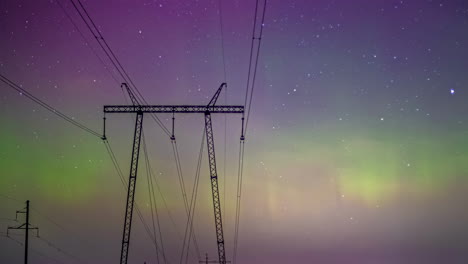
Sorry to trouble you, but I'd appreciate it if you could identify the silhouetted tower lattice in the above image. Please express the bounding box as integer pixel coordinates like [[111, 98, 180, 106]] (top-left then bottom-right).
[[104, 83, 243, 264], [199, 253, 232, 264]]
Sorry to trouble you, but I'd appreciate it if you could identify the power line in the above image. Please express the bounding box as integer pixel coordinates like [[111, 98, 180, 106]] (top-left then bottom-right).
[[169, 113, 202, 261], [172, 138, 202, 262], [30, 208, 67, 233], [184, 131, 204, 264], [217, 0, 229, 227], [143, 132, 205, 264], [68, 0, 172, 137], [243, 0, 268, 136], [0, 193, 23, 204], [35, 235, 86, 264], [232, 140, 245, 264], [0, 73, 102, 139], [55, 0, 121, 85], [0, 218, 17, 222], [29, 205, 99, 259], [142, 134, 166, 264], [103, 139, 175, 263], [217, 0, 227, 82], [180, 129, 205, 264], [243, 0, 260, 110], [233, 1, 267, 263], [1, 235, 66, 264]]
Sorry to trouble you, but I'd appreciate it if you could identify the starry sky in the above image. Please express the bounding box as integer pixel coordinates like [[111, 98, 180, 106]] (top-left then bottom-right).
[[1, 0, 468, 263]]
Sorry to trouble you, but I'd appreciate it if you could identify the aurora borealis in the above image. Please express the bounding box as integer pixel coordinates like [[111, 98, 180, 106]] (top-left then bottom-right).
[[2, 0, 468, 263]]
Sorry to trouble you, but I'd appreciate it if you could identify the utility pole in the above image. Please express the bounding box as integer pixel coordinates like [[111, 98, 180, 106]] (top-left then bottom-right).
[[7, 200, 39, 264], [105, 83, 243, 264], [199, 253, 231, 264]]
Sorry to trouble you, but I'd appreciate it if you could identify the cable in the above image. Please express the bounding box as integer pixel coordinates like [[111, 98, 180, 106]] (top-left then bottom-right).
[[217, 0, 227, 82], [233, 2, 267, 260], [0, 231, 20, 236], [143, 134, 166, 264], [30, 208, 67, 233], [103, 139, 174, 263], [68, 0, 172, 137], [36, 235, 86, 264], [0, 193, 22, 203], [179, 129, 205, 264], [0, 73, 102, 138], [172, 141, 189, 213], [29, 206, 100, 256], [232, 140, 245, 264], [143, 137, 161, 264], [0, 218, 17, 222], [172, 139, 201, 261], [243, 0, 268, 136], [243, 0, 259, 109], [142, 134, 199, 263], [184, 131, 204, 264], [56, 0, 121, 85], [2, 235, 66, 264], [217, 0, 229, 225]]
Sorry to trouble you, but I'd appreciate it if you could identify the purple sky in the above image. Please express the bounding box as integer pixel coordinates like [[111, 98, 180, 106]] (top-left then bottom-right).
[[1, 0, 468, 263]]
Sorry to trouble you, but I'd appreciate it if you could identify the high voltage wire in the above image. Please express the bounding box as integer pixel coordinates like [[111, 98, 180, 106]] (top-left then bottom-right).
[[60, 3, 244, 264], [103, 82, 178, 261], [218, 0, 229, 229], [243, 0, 267, 135], [218, 0, 227, 82], [1, 1, 262, 263], [143, 134, 167, 264], [172, 141, 189, 214], [0, 218, 17, 222], [62, 2, 199, 261], [184, 131, 204, 264], [180, 129, 205, 264], [172, 138, 202, 261], [232, 140, 245, 264], [30, 206, 100, 257], [103, 140, 165, 252], [36, 235, 86, 264], [63, 2, 189, 256], [118, 84, 200, 261], [0, 193, 22, 203], [119, 79, 190, 262], [56, 0, 121, 85], [0, 73, 102, 139], [234, 1, 267, 263], [103, 138, 177, 264], [1, 234, 67, 264], [68, 0, 172, 137], [143, 133, 204, 263]]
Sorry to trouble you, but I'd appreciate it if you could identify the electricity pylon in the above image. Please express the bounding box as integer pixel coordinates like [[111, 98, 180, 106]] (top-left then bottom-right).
[[104, 83, 243, 264], [199, 253, 232, 264]]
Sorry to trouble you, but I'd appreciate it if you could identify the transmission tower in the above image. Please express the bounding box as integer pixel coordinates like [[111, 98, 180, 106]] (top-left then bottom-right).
[[199, 253, 232, 264], [104, 83, 243, 264], [6, 200, 39, 264]]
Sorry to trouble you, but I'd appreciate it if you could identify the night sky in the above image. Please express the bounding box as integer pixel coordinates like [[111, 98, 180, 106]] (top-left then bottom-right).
[[2, 0, 468, 263]]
